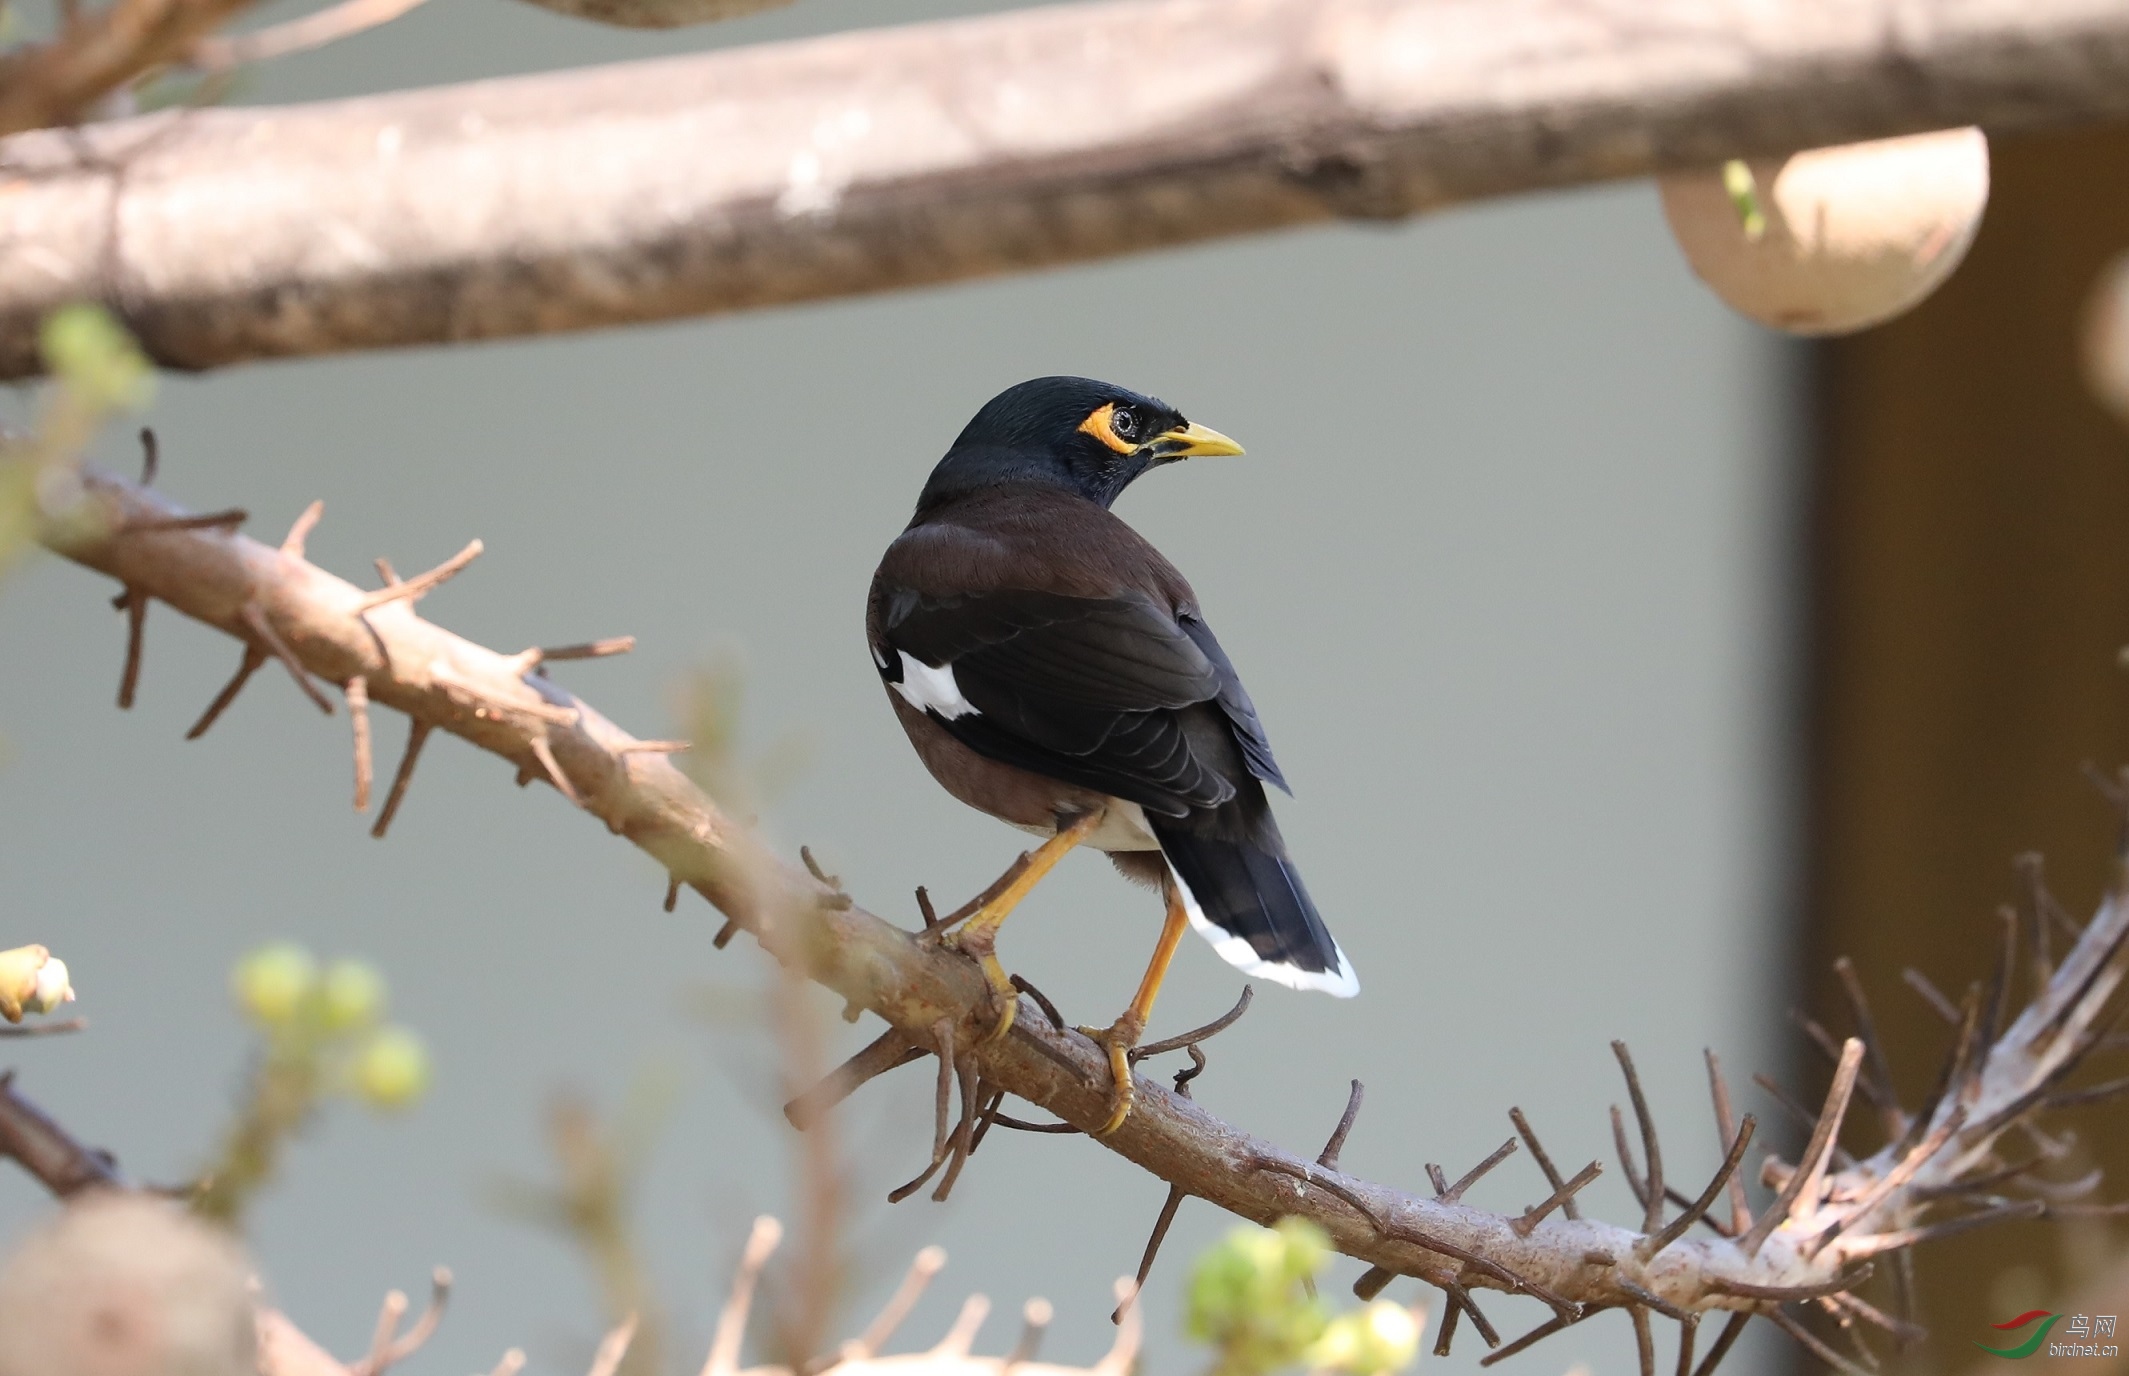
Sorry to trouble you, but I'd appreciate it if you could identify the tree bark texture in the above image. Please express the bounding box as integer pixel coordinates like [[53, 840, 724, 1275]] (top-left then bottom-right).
[[3, 0, 2129, 376]]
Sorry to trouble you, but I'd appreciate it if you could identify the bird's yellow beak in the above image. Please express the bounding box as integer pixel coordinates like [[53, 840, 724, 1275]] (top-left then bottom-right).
[[1147, 421, 1245, 460]]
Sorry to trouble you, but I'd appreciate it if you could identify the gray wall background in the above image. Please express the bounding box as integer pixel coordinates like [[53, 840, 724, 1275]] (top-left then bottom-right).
[[0, 3, 1802, 1374]]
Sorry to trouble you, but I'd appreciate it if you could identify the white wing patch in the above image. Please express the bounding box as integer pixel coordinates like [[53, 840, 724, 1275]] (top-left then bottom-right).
[[891, 651, 980, 721], [1168, 863, 1359, 998]]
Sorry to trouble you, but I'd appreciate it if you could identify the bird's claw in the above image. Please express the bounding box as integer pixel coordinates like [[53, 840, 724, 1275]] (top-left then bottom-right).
[[1078, 1014, 1145, 1136], [943, 923, 1019, 1044]]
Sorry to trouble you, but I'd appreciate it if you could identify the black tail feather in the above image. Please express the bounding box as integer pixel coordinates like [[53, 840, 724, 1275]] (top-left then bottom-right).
[[1150, 792, 1350, 989]]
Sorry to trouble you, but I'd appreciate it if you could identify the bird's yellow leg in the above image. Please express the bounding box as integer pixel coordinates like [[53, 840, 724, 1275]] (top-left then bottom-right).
[[1082, 880, 1191, 1137], [945, 808, 1104, 1044]]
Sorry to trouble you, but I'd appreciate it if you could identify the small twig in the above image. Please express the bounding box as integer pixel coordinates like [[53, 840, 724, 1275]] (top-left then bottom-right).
[[1825, 1290, 1927, 1346], [1740, 1039, 1863, 1255], [1640, 1115, 1754, 1259], [1833, 957, 1904, 1141], [122, 508, 249, 533], [1632, 1305, 1657, 1376], [370, 719, 432, 838], [1509, 1107, 1580, 1222], [1675, 1313, 1700, 1376], [194, 0, 429, 67], [1126, 1186, 1186, 1314], [527, 734, 581, 805], [1704, 1049, 1752, 1235], [588, 1315, 640, 1376], [1317, 1079, 1364, 1169], [614, 739, 691, 755], [1902, 967, 1962, 1024], [1511, 1159, 1602, 1237], [347, 676, 373, 810], [1446, 1283, 1500, 1348], [1132, 985, 1253, 1060], [1478, 1313, 1571, 1367], [0, 1071, 125, 1196], [703, 1218, 782, 1376], [241, 601, 335, 714], [888, 1021, 957, 1203], [1619, 1279, 1689, 1322], [784, 1028, 922, 1130], [844, 1246, 945, 1359], [915, 887, 942, 929], [137, 428, 159, 486], [357, 540, 482, 611], [1842, 1199, 2047, 1258], [664, 876, 681, 912], [1809, 1108, 1965, 1256], [487, 1350, 527, 1376], [928, 1296, 989, 1359], [532, 636, 637, 665], [1705, 1270, 1877, 1301], [1005, 1298, 1052, 1370], [1692, 1313, 1751, 1376], [345, 1267, 449, 1376], [281, 500, 324, 558], [0, 1018, 87, 1037], [114, 585, 147, 709], [929, 1051, 982, 1201], [1006, 975, 1067, 1033], [1614, 1042, 1665, 1234], [185, 644, 267, 739], [1612, 1105, 1649, 1210], [1441, 1137, 1518, 1202], [1767, 1307, 1870, 1376]]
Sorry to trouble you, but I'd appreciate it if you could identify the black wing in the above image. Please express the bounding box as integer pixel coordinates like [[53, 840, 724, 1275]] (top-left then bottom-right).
[[875, 586, 1287, 817]]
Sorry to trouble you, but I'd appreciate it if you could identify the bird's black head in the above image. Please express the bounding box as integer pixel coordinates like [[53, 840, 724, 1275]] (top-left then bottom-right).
[[915, 376, 1243, 514]]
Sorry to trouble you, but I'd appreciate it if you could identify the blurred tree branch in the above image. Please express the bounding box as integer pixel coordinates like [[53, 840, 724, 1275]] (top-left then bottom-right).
[[0, 0, 255, 139], [35, 460, 2129, 1373], [4, 0, 2129, 377]]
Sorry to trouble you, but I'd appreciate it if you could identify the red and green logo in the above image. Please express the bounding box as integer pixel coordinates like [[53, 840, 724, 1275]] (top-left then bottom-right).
[[1976, 1312, 2060, 1358]]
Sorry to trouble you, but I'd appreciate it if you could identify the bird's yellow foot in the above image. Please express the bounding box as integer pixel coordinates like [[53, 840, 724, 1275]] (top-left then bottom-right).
[[944, 920, 1018, 1044], [1077, 1013, 1147, 1136]]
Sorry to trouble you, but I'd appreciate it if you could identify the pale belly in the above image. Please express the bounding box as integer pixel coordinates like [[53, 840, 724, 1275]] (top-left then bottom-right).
[[1009, 797, 1161, 852]]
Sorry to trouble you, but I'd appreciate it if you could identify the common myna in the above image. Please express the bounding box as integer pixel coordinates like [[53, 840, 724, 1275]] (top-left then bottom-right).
[[868, 376, 1357, 1133]]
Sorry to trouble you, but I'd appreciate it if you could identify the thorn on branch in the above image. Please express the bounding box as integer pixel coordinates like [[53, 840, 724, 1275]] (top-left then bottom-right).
[[1508, 1107, 1580, 1221], [348, 1266, 452, 1376], [1126, 1186, 1186, 1317], [1842, 1199, 2046, 1259], [1833, 956, 1905, 1141], [114, 585, 147, 708], [1631, 1305, 1656, 1376], [713, 917, 740, 949], [1809, 1107, 1964, 1257], [704, 1217, 781, 1376], [784, 1028, 923, 1131], [844, 1245, 945, 1360], [1675, 1314, 1699, 1376], [929, 1053, 983, 1202], [663, 876, 681, 912], [1439, 1137, 1518, 1202], [185, 645, 266, 739], [1007, 975, 1067, 1033], [1741, 1038, 1862, 1254], [528, 734, 581, 805], [241, 600, 335, 715], [1008, 1297, 1052, 1366], [1617, 1278, 1688, 1322], [357, 539, 482, 611], [347, 676, 373, 810], [1693, 1312, 1751, 1376], [888, 1020, 959, 1203], [1614, 1041, 1665, 1234], [1902, 967, 1961, 1024], [370, 719, 433, 839], [1639, 1114, 1753, 1259], [138, 427, 158, 486], [613, 738, 690, 755], [1511, 1159, 1602, 1237], [121, 508, 249, 533], [1131, 985, 1252, 1063], [1478, 1312, 1570, 1368], [1704, 1049, 1753, 1235], [519, 636, 636, 673], [1316, 1079, 1364, 1169], [282, 499, 324, 559], [587, 1316, 639, 1376], [1768, 1306, 1870, 1376]]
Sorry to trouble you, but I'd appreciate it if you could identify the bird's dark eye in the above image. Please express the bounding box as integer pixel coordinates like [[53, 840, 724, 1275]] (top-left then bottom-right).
[[1110, 407, 1141, 442]]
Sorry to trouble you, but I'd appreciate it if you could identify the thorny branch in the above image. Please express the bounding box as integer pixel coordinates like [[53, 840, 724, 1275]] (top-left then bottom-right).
[[36, 463, 2129, 1373], [6, 0, 2129, 375]]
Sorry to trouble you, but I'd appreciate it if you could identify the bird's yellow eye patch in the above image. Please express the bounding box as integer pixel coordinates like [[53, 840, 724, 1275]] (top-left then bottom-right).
[[1077, 402, 1135, 455]]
